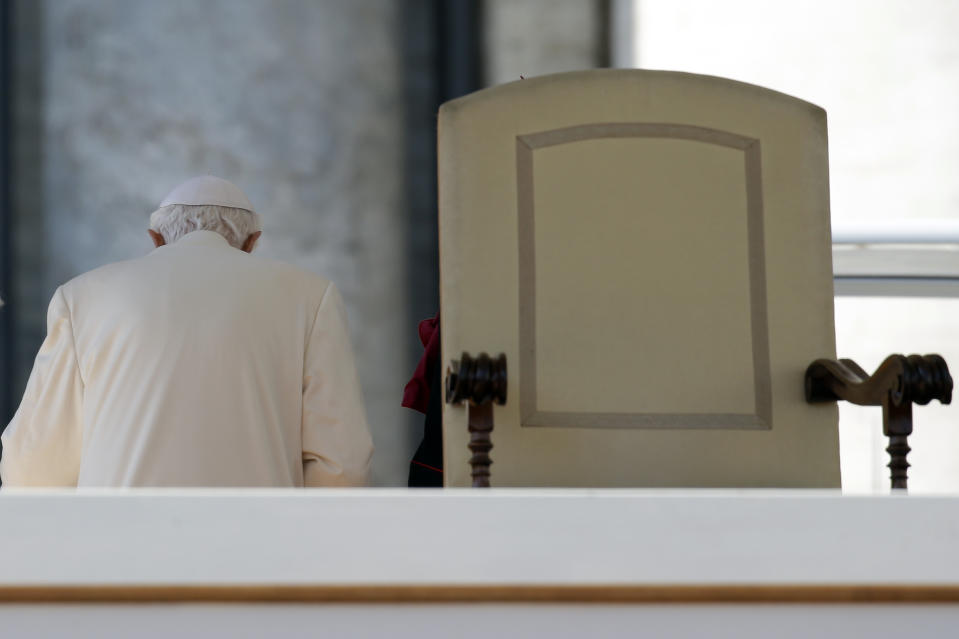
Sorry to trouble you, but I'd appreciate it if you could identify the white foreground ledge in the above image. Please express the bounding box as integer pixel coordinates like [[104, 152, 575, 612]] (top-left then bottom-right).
[[4, 490, 959, 638], [1, 489, 957, 592]]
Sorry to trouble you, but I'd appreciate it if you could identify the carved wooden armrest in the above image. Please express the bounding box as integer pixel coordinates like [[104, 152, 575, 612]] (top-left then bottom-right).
[[445, 352, 508, 487], [805, 354, 952, 491]]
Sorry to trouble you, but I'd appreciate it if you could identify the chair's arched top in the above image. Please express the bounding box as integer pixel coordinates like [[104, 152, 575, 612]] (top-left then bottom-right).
[[440, 69, 825, 122]]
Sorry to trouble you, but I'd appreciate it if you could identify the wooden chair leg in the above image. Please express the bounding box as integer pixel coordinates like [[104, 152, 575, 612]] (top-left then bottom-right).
[[446, 352, 508, 487], [883, 399, 912, 491], [467, 403, 494, 488]]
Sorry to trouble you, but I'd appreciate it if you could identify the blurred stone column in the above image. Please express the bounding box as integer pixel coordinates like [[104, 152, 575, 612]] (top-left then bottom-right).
[[483, 0, 609, 87], [9, 0, 46, 411]]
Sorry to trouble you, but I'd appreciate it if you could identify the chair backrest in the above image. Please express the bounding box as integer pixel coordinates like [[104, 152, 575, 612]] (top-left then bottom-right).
[[438, 70, 840, 487]]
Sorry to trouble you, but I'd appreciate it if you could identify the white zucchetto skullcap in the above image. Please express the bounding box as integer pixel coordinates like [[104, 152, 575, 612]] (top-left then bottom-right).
[[159, 175, 256, 213]]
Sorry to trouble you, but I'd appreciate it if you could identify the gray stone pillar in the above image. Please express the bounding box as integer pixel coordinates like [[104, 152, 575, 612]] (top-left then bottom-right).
[[483, 0, 609, 86]]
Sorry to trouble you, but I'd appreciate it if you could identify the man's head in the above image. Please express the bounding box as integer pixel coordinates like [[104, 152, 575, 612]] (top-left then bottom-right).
[[149, 176, 262, 252]]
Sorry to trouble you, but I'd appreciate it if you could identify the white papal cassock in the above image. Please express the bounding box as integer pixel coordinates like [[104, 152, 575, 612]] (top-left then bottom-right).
[[1, 230, 373, 487]]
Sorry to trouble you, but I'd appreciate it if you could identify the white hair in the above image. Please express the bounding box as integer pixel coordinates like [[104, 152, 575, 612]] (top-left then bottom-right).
[[149, 204, 262, 250]]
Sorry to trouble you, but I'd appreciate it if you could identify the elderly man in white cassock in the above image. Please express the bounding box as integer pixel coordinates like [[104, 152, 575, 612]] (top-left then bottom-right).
[[1, 176, 373, 487]]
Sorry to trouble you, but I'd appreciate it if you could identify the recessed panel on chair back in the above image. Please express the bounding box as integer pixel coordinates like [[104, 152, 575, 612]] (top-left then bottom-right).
[[439, 70, 839, 487]]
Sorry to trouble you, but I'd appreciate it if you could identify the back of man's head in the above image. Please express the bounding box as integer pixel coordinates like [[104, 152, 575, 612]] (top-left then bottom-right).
[[149, 176, 262, 250]]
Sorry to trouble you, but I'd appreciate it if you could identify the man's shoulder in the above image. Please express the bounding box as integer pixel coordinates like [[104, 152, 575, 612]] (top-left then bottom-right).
[[64, 250, 329, 282], [59, 250, 334, 307], [244, 254, 333, 296], [60, 255, 148, 293]]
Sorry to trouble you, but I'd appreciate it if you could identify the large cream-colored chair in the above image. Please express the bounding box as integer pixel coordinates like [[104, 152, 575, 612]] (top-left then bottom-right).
[[438, 70, 951, 489]]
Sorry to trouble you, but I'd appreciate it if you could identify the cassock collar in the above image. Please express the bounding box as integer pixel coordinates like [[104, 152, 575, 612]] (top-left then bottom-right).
[[168, 230, 231, 248]]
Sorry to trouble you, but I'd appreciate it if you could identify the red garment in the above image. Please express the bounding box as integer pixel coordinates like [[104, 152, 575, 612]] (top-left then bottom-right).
[[402, 315, 440, 413]]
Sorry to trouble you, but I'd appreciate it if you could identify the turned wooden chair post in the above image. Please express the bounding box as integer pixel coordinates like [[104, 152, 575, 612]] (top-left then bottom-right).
[[883, 398, 912, 491], [806, 354, 952, 491], [445, 352, 508, 487]]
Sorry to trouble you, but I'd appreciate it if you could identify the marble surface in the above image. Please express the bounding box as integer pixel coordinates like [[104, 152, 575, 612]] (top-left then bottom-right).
[[483, 0, 606, 86], [1, 489, 958, 585]]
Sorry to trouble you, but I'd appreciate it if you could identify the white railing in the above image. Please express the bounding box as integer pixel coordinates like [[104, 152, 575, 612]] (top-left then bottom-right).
[[832, 220, 959, 245], [832, 220, 959, 296]]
